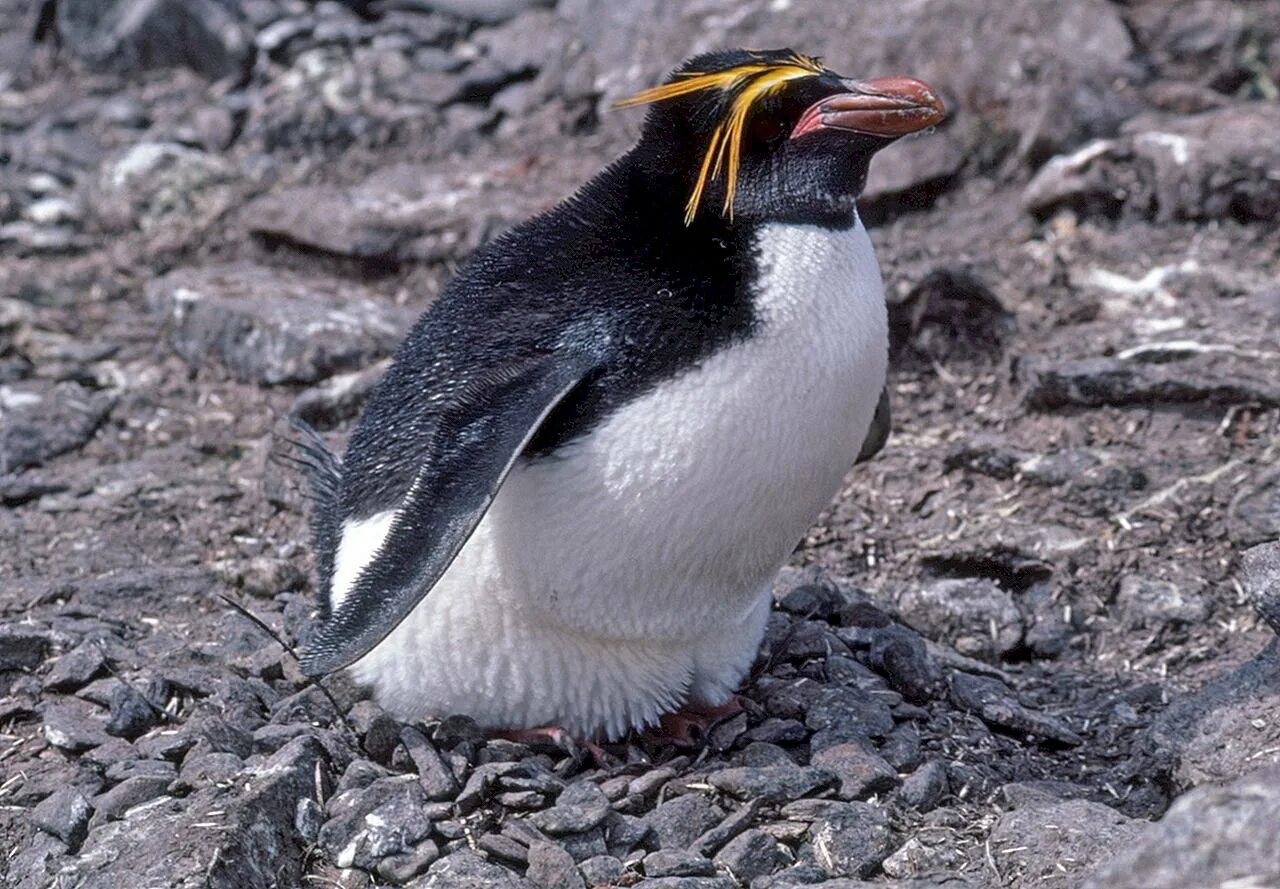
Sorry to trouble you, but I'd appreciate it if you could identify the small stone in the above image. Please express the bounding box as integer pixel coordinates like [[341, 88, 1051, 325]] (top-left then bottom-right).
[[804, 686, 896, 744], [237, 556, 306, 598], [32, 787, 93, 851], [378, 839, 440, 884], [175, 751, 243, 790], [417, 848, 535, 888], [714, 829, 790, 883], [145, 263, 413, 386], [880, 722, 924, 772], [530, 780, 610, 835], [42, 702, 111, 751], [808, 802, 895, 879], [43, 644, 105, 691], [479, 833, 530, 865], [645, 849, 716, 877], [432, 714, 484, 749], [897, 578, 1024, 661], [950, 672, 1083, 746], [105, 683, 159, 739], [896, 761, 948, 812], [93, 775, 171, 821], [743, 718, 807, 745], [707, 766, 835, 804], [991, 799, 1143, 889], [319, 775, 431, 870], [579, 855, 625, 886], [527, 841, 585, 889], [296, 797, 324, 843], [690, 800, 763, 856], [105, 759, 176, 784], [396, 724, 457, 800], [1239, 542, 1280, 633], [811, 743, 900, 801], [1115, 575, 1208, 630], [0, 381, 115, 472], [643, 794, 723, 850]]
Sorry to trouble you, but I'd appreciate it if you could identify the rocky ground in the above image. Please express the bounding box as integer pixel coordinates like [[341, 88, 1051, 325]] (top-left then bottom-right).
[[2, 1, 1280, 887]]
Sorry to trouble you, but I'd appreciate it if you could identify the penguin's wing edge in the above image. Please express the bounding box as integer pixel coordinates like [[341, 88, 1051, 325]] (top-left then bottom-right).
[[855, 385, 891, 464], [300, 350, 598, 676]]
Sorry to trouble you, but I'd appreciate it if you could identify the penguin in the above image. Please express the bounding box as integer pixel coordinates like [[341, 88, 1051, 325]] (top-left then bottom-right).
[[295, 48, 945, 742]]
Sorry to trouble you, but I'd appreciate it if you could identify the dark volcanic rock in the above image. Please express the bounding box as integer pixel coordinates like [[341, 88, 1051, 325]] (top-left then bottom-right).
[[644, 848, 717, 877], [1240, 541, 1280, 633], [1136, 640, 1280, 787], [714, 828, 791, 883], [1026, 103, 1280, 223], [43, 643, 106, 691], [32, 786, 93, 851], [416, 849, 535, 888], [811, 743, 900, 801], [1023, 355, 1280, 410], [93, 774, 172, 821], [526, 841, 585, 889], [643, 794, 724, 850], [896, 760, 948, 812], [707, 765, 836, 804], [529, 779, 610, 835], [56, 0, 253, 80], [950, 672, 1083, 746], [62, 736, 330, 887], [1082, 765, 1280, 889], [897, 578, 1024, 661], [146, 263, 413, 385], [807, 801, 896, 879], [989, 799, 1144, 889], [0, 625, 51, 670], [319, 774, 432, 870], [0, 381, 115, 472], [42, 700, 112, 751]]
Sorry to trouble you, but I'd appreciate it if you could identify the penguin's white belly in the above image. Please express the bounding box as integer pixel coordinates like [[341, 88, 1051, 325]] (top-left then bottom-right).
[[345, 220, 888, 739]]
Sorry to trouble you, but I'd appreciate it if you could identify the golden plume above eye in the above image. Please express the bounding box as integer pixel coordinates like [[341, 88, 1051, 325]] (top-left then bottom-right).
[[617, 53, 829, 225]]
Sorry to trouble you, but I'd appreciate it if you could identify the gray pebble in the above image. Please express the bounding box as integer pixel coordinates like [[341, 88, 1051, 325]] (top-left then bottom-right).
[[32, 786, 93, 851], [714, 828, 791, 883], [479, 832, 529, 865], [175, 751, 243, 790], [530, 779, 610, 835], [707, 765, 835, 803], [43, 702, 112, 751], [93, 775, 171, 822], [896, 760, 948, 812], [579, 854, 625, 885], [377, 838, 440, 884], [645, 848, 717, 877], [43, 644, 105, 692], [643, 793, 723, 849], [808, 801, 895, 878], [810, 742, 900, 800], [527, 841, 585, 889]]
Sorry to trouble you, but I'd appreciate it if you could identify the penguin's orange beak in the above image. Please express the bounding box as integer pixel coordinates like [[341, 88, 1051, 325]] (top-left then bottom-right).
[[791, 76, 945, 140]]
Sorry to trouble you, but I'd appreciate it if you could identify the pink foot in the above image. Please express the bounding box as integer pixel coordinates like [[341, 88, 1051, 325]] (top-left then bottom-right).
[[490, 725, 613, 766], [648, 695, 747, 747]]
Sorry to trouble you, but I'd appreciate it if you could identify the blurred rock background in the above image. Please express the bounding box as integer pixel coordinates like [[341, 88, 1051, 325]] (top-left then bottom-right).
[[1, 1, 1278, 888]]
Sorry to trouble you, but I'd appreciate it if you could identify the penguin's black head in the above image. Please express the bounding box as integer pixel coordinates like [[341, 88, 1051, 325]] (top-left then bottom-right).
[[620, 48, 945, 227]]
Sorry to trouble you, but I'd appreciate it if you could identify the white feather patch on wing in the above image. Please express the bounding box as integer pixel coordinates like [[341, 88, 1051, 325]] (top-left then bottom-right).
[[329, 510, 397, 609]]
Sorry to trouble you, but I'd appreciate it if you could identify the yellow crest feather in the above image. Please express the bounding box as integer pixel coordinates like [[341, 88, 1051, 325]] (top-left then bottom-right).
[[617, 53, 828, 224]]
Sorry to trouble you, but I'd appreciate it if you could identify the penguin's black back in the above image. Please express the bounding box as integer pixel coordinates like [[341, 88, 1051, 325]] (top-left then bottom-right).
[[339, 153, 762, 521]]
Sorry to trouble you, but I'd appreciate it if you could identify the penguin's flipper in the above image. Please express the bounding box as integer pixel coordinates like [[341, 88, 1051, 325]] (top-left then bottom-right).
[[855, 385, 891, 464], [300, 350, 597, 676]]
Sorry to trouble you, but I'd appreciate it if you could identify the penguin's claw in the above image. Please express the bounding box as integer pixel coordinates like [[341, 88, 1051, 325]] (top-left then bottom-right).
[[490, 726, 614, 766], [649, 695, 747, 747]]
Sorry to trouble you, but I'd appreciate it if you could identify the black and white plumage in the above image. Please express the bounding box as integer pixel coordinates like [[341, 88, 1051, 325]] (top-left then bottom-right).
[[295, 49, 944, 740]]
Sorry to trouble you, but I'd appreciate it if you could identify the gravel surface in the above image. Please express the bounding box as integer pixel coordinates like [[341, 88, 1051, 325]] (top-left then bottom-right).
[[2, 1, 1279, 887]]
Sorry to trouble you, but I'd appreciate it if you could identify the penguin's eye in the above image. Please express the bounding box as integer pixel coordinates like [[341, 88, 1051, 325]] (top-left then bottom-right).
[[751, 115, 784, 143]]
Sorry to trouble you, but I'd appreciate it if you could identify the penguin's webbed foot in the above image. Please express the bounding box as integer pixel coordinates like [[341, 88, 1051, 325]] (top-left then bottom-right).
[[648, 695, 747, 747]]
